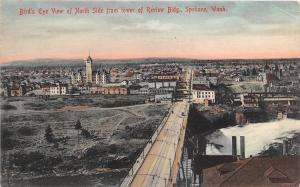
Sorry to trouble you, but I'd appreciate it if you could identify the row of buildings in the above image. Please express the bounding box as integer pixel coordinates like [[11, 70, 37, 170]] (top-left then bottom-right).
[[0, 56, 181, 103], [1, 57, 298, 106], [68, 56, 180, 102]]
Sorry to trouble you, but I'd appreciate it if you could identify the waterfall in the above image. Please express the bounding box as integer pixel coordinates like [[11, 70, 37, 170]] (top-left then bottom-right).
[[205, 119, 300, 157]]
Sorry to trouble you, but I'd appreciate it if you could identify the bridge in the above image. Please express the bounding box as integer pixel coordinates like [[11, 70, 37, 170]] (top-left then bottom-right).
[[120, 100, 190, 187], [120, 68, 193, 187], [232, 92, 300, 99], [232, 92, 299, 107]]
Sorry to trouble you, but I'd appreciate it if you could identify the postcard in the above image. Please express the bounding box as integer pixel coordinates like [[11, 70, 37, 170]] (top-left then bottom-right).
[[1, 1, 300, 187]]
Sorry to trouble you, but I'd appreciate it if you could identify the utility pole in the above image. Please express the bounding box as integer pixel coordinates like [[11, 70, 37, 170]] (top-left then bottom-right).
[[189, 68, 192, 103], [169, 158, 172, 183]]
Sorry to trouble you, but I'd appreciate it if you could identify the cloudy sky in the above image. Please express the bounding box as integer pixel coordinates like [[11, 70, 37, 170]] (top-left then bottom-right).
[[1, 1, 300, 63]]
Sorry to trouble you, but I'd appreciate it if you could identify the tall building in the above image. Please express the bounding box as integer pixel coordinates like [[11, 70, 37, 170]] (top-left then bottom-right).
[[70, 55, 109, 86], [85, 55, 93, 83]]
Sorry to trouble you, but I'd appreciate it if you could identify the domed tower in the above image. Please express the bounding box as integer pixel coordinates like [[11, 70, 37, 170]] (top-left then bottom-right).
[[85, 55, 93, 83]]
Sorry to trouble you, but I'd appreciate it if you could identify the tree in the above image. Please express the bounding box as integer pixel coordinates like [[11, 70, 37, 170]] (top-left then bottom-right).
[[81, 129, 91, 138], [45, 125, 55, 143], [75, 120, 82, 144], [202, 69, 206, 76], [75, 120, 82, 130], [247, 68, 250, 76], [252, 67, 257, 75]]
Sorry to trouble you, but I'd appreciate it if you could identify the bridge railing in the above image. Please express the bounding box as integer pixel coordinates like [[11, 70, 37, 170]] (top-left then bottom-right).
[[120, 103, 176, 187], [168, 103, 190, 186]]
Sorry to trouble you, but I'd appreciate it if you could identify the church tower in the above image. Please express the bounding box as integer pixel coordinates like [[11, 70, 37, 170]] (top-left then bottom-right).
[[85, 55, 93, 83]]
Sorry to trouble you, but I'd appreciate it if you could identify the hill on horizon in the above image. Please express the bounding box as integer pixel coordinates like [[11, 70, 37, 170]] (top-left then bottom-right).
[[1, 57, 299, 67]]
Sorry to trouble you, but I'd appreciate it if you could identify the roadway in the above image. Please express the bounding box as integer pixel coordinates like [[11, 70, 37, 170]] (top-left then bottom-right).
[[129, 100, 189, 187]]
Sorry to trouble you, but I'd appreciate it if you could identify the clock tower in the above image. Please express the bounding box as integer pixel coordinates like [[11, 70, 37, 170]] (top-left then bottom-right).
[[85, 55, 93, 83]]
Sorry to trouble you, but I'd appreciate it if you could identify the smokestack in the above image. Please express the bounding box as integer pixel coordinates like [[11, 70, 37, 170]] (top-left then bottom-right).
[[282, 140, 288, 156], [240, 136, 245, 158], [232, 136, 237, 156]]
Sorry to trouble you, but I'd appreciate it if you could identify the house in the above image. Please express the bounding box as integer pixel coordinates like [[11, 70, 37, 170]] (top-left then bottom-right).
[[202, 156, 300, 187]]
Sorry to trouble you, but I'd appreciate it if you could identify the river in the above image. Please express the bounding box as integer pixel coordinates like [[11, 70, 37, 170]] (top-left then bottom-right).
[[205, 118, 300, 157]]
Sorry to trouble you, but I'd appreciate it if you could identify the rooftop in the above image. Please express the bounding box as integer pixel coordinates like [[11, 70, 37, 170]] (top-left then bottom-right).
[[203, 155, 300, 187]]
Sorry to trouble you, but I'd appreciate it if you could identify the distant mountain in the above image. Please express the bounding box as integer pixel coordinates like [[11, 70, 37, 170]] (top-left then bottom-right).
[[0, 58, 194, 67]]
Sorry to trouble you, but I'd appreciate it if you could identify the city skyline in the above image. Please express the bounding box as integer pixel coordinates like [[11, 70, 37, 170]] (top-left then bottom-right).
[[1, 1, 300, 64]]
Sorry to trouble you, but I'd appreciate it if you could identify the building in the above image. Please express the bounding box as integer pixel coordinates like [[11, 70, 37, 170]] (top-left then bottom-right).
[[147, 72, 178, 97], [10, 83, 25, 97], [90, 85, 128, 95], [192, 76, 210, 88], [102, 86, 128, 95], [151, 72, 179, 81], [70, 72, 84, 85], [148, 80, 177, 95], [129, 85, 149, 95], [192, 84, 215, 104], [41, 83, 51, 95], [154, 93, 173, 102], [85, 55, 93, 83], [49, 83, 68, 95], [202, 156, 300, 187], [207, 76, 218, 85], [134, 72, 143, 81], [71, 55, 109, 86], [95, 71, 108, 85], [148, 80, 177, 89], [257, 72, 267, 84], [0, 83, 10, 97], [192, 73, 218, 87]]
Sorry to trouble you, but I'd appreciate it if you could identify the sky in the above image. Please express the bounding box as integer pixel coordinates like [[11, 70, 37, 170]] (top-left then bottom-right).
[[0, 1, 300, 64]]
